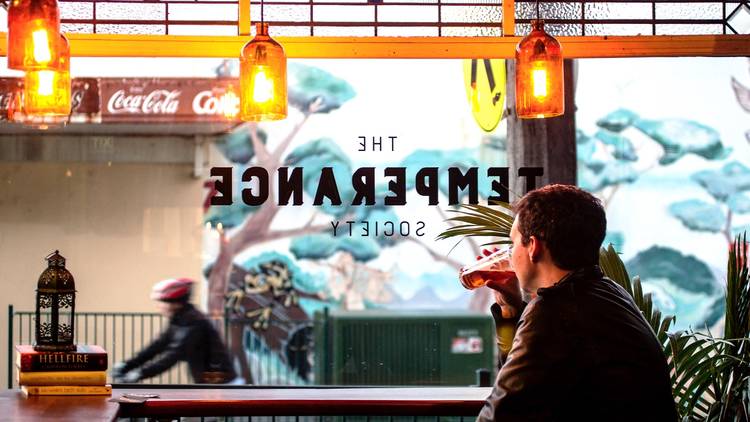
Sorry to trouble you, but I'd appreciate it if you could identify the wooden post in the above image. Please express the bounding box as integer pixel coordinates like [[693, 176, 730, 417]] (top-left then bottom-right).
[[506, 59, 577, 200], [238, 0, 251, 36]]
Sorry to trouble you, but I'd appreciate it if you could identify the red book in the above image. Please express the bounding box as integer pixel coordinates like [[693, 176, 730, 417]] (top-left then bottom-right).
[[15, 345, 108, 372]]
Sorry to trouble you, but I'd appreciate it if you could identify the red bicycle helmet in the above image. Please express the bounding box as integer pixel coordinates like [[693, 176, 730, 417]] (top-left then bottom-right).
[[151, 278, 194, 302]]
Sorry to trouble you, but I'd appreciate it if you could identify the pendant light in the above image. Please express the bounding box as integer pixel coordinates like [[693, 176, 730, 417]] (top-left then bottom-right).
[[239, 2, 287, 122], [515, 1, 564, 119], [23, 33, 71, 126], [7, 0, 63, 71]]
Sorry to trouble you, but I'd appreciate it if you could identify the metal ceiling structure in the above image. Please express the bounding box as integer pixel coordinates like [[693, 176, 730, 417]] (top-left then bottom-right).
[[0, 0, 748, 58], [0, 0, 747, 150], [2, 0, 748, 37]]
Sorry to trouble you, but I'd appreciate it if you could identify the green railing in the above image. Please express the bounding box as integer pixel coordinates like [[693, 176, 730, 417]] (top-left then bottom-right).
[[7, 305, 308, 389]]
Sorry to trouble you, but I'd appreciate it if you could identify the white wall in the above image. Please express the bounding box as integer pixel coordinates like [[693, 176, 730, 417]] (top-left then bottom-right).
[[0, 161, 204, 388]]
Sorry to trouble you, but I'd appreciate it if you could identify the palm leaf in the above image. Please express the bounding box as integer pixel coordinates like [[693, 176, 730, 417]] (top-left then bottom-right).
[[669, 332, 720, 418], [726, 232, 750, 341], [436, 202, 514, 244], [598, 244, 633, 296], [667, 232, 750, 420], [599, 245, 674, 346]]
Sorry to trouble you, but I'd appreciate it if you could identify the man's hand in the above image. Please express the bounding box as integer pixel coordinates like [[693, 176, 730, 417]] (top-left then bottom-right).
[[478, 248, 523, 319], [112, 362, 141, 383], [112, 362, 127, 380], [121, 369, 142, 383]]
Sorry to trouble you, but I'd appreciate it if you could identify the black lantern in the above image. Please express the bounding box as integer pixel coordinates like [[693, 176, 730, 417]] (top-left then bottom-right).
[[34, 250, 76, 351]]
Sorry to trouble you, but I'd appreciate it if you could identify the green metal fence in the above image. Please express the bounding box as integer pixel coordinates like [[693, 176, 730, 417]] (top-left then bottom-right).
[[6, 305, 308, 389]]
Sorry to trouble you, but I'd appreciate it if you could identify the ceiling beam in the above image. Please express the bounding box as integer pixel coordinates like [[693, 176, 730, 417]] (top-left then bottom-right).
[[0, 33, 748, 59]]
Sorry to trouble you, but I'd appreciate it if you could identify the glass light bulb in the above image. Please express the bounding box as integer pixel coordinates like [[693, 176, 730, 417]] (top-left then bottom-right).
[[32, 29, 52, 64], [531, 68, 548, 99], [221, 88, 240, 118], [36, 71, 55, 96], [252, 69, 274, 103], [24, 68, 71, 123]]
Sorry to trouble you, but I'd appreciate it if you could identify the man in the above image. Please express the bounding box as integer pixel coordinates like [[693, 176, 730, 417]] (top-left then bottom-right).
[[113, 278, 238, 384], [478, 184, 677, 421]]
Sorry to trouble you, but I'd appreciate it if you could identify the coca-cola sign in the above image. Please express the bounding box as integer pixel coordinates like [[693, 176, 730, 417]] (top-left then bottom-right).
[[107, 89, 182, 115], [100, 78, 240, 122], [0, 77, 240, 123], [193, 87, 240, 118]]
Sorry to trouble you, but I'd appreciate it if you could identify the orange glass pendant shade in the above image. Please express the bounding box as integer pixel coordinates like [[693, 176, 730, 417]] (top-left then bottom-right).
[[240, 22, 287, 121], [23, 34, 71, 125], [7, 0, 63, 71], [515, 20, 564, 119]]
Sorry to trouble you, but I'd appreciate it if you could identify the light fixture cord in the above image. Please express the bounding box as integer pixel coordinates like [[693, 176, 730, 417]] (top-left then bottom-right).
[[261, 0, 264, 24], [535, 0, 539, 20]]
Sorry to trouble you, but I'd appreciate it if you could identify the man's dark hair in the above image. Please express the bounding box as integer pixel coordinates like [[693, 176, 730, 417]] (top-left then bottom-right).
[[513, 184, 606, 270]]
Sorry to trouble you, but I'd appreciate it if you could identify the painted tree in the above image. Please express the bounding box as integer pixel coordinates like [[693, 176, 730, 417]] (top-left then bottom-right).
[[578, 108, 732, 250], [204, 64, 506, 382], [205, 63, 358, 319], [204, 64, 358, 383], [669, 161, 750, 244], [287, 139, 510, 312], [625, 245, 724, 328], [211, 253, 323, 383], [669, 61, 750, 246], [668, 59, 750, 246]]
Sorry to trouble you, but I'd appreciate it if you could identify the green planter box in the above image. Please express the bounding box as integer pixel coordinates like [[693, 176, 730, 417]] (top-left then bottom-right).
[[314, 309, 495, 386]]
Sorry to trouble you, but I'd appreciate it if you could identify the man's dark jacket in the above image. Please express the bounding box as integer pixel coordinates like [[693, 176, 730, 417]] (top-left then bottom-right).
[[477, 266, 677, 421], [121, 303, 236, 383]]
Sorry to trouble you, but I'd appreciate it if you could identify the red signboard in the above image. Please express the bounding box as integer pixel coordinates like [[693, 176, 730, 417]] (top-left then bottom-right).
[[0, 78, 23, 121], [0, 77, 241, 123], [100, 78, 240, 122]]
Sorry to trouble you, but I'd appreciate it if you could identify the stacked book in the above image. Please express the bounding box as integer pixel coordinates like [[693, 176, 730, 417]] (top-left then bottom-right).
[[15, 344, 112, 396]]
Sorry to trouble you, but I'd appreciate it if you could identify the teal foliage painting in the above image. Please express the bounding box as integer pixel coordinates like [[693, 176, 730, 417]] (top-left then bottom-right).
[[578, 58, 750, 331]]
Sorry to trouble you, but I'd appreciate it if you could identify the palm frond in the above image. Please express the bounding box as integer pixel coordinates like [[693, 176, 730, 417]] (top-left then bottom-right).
[[598, 244, 633, 296], [667, 232, 750, 420], [599, 245, 674, 346], [668, 332, 720, 419], [726, 232, 750, 341], [436, 202, 514, 244]]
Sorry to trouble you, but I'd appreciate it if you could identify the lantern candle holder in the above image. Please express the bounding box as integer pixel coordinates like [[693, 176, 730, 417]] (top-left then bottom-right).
[[34, 250, 76, 351]]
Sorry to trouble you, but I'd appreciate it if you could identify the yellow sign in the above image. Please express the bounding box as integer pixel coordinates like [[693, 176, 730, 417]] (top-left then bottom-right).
[[463, 59, 506, 132]]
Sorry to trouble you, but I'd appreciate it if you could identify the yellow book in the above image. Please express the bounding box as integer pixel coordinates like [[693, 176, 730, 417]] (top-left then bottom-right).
[[21, 384, 112, 396], [16, 369, 107, 386]]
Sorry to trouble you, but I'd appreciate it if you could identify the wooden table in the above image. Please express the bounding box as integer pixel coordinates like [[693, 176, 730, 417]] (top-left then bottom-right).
[[0, 390, 119, 421], [1, 386, 491, 420], [115, 387, 491, 418]]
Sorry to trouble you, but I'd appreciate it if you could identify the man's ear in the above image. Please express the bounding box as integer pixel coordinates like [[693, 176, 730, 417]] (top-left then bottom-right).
[[528, 235, 543, 263]]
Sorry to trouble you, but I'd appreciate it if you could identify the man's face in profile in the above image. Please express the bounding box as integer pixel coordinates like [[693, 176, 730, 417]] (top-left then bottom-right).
[[156, 301, 181, 318]]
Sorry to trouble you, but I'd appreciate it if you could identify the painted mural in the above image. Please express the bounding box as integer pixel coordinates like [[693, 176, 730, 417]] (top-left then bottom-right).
[[576, 57, 750, 333], [202, 58, 750, 384], [202, 60, 507, 384]]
